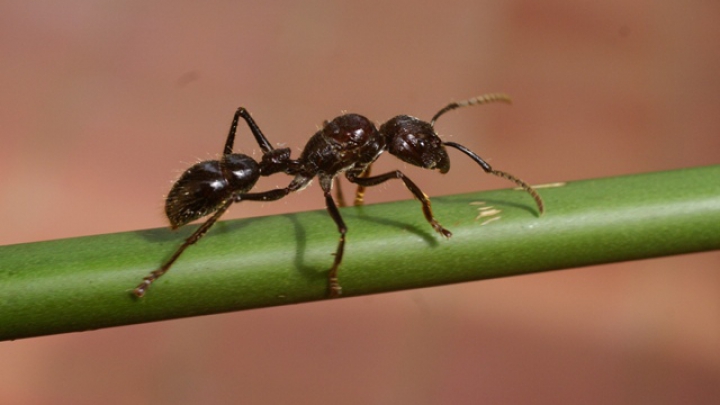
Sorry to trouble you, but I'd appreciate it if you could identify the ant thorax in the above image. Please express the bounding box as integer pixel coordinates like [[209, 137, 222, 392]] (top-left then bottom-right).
[[298, 114, 386, 177]]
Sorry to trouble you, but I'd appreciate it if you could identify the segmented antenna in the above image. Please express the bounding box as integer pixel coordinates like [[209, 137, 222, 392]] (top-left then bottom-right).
[[430, 93, 512, 126], [487, 169, 545, 215], [444, 141, 544, 215]]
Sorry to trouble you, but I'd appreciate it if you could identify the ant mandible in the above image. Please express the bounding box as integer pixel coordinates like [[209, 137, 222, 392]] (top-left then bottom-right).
[[133, 94, 544, 298]]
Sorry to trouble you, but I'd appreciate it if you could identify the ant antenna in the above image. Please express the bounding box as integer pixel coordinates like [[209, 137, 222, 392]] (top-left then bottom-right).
[[430, 93, 512, 126], [443, 141, 545, 215]]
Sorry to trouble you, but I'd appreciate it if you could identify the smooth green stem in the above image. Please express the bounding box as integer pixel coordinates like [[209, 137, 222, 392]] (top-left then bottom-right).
[[1, 165, 719, 341]]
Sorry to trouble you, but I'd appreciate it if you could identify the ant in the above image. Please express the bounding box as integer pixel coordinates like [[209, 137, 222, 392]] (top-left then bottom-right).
[[261, 93, 544, 297], [134, 94, 544, 298]]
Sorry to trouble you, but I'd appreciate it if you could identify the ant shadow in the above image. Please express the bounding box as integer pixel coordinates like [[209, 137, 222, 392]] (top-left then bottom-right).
[[135, 226, 180, 244], [285, 208, 440, 279], [134, 217, 262, 265], [136, 209, 436, 284], [284, 214, 312, 279], [344, 207, 441, 244], [133, 196, 503, 289], [133, 192, 535, 282]]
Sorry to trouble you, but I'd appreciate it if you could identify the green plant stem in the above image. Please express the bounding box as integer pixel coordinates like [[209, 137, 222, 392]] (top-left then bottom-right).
[[2, 165, 720, 341]]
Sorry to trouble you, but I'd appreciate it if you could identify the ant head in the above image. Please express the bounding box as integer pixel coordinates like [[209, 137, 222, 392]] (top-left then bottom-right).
[[380, 115, 450, 173]]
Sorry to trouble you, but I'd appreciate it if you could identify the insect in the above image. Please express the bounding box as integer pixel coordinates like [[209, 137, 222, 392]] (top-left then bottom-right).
[[228, 93, 543, 298], [134, 94, 544, 298], [132, 108, 294, 297]]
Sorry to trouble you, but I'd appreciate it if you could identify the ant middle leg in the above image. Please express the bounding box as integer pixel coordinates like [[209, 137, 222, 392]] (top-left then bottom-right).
[[348, 170, 452, 238], [237, 173, 311, 203], [245, 174, 346, 298], [321, 176, 347, 298]]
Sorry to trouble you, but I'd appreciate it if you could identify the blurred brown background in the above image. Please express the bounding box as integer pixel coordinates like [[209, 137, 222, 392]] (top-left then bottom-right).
[[1, 1, 719, 404]]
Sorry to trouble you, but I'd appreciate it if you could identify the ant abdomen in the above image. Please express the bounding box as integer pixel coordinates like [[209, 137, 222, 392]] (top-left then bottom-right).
[[222, 154, 262, 189], [380, 115, 450, 173], [165, 155, 260, 228]]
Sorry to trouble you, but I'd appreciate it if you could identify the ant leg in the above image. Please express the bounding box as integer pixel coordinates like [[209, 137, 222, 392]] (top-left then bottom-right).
[[348, 171, 452, 238], [135, 178, 310, 298], [334, 177, 347, 207], [352, 164, 372, 206], [335, 163, 370, 207], [320, 177, 347, 298], [241, 176, 345, 296], [224, 108, 275, 155], [252, 175, 345, 297], [237, 174, 311, 203], [444, 142, 544, 214], [134, 199, 233, 297], [236, 188, 290, 202]]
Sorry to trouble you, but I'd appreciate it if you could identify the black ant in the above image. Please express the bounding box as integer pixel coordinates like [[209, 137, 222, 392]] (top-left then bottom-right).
[[134, 94, 544, 298]]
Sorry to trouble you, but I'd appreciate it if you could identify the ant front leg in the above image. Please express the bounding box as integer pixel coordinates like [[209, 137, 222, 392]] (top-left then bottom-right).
[[134, 199, 233, 297], [347, 170, 452, 238]]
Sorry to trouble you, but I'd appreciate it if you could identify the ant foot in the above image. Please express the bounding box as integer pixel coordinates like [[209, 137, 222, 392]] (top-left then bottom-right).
[[328, 277, 342, 298], [133, 278, 153, 298], [432, 222, 453, 238]]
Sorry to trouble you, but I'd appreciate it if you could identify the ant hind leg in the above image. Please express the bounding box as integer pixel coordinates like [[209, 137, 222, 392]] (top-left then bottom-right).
[[224, 107, 276, 155], [133, 199, 233, 297]]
